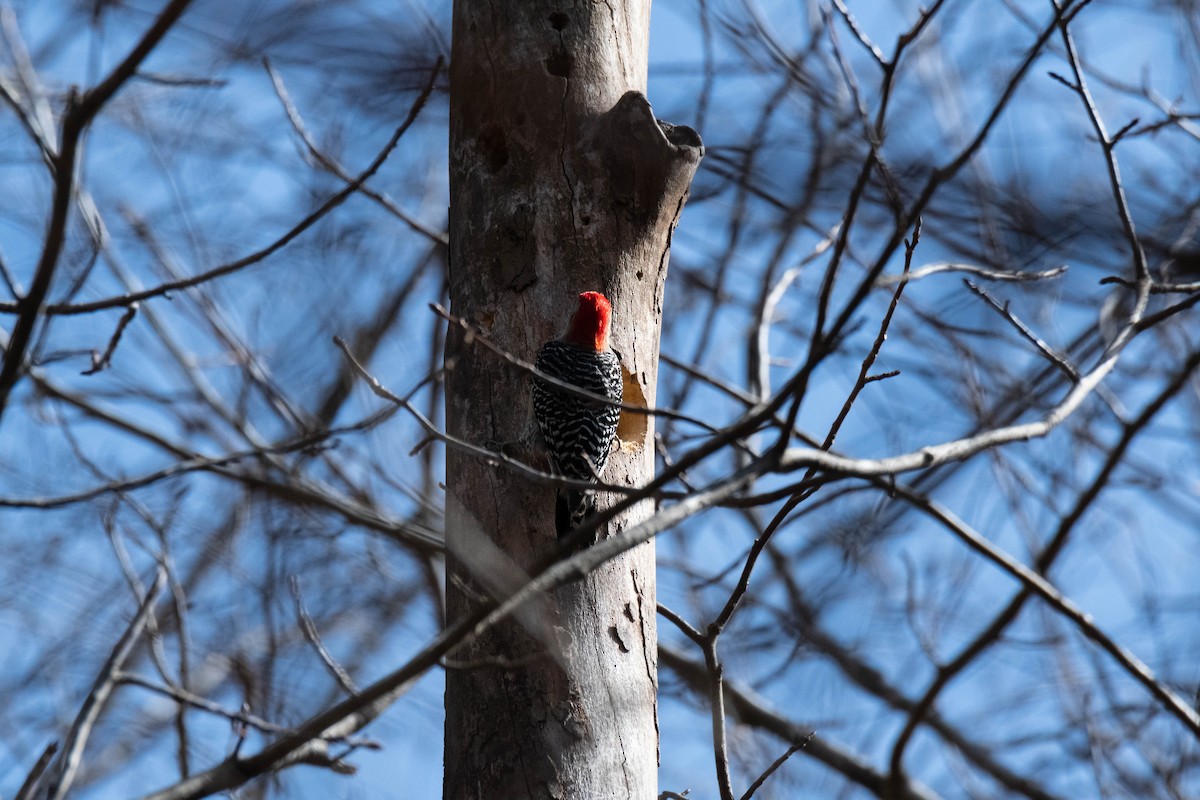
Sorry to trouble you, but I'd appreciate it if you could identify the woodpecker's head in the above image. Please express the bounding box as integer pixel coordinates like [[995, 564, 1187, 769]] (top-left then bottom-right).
[[564, 291, 612, 352]]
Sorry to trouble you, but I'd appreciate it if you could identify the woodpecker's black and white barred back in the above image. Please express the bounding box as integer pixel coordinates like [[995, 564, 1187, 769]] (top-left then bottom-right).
[[533, 292, 623, 537]]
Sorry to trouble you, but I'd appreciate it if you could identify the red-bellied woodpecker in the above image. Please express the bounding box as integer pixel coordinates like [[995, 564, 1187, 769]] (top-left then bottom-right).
[[533, 291, 623, 537]]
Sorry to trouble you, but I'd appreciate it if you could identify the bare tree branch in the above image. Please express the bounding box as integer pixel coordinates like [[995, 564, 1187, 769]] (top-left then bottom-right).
[[0, 0, 195, 420], [39, 567, 167, 800]]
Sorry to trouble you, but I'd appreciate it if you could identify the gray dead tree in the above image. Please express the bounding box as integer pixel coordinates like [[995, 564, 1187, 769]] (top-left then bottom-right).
[[443, 1, 703, 797]]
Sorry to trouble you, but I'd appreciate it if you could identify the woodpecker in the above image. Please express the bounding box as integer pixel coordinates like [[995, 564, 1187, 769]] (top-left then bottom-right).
[[533, 291, 623, 537]]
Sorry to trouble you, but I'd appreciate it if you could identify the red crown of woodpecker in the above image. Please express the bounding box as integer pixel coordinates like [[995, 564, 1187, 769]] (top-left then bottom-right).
[[565, 291, 612, 352]]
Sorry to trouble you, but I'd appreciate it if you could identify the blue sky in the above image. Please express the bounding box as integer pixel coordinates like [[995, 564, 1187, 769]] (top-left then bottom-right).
[[2, 0, 1199, 798]]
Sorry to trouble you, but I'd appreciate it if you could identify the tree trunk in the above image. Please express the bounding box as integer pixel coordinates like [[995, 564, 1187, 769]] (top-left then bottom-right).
[[443, 1, 702, 798]]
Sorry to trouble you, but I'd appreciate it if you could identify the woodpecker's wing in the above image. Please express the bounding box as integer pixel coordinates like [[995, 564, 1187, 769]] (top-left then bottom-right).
[[533, 340, 622, 481]]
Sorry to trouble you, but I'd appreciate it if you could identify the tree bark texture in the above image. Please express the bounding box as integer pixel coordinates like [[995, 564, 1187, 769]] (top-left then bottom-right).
[[444, 1, 702, 798]]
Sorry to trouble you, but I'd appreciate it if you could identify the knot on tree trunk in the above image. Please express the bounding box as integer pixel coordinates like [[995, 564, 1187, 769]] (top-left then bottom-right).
[[593, 91, 703, 229]]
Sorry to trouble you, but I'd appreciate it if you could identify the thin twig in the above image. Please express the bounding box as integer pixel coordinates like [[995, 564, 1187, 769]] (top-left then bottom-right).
[[45, 567, 167, 800], [718, 221, 921, 634], [776, 341, 1119, 478], [30, 366, 442, 552], [1101, 275, 1200, 294], [701, 222, 917, 800], [1051, 0, 1152, 362], [332, 335, 656, 499], [739, 736, 812, 800], [704, 634, 735, 800], [1054, 6, 1147, 283], [0, 429, 340, 509], [657, 603, 705, 646], [81, 302, 139, 374], [115, 673, 293, 736], [761, 543, 1066, 800], [661, 352, 760, 406], [751, 265, 801, 401], [0, 6, 59, 160], [0, 0, 195, 420], [830, 0, 885, 66], [886, 342, 1200, 788], [1133, 289, 1200, 331], [875, 262, 1067, 286], [0, 246, 23, 298], [6, 57, 443, 318], [432, 303, 725, 433], [964, 279, 1078, 381], [13, 741, 58, 800], [290, 576, 360, 696], [824, 220, 919, 453], [659, 644, 935, 800], [263, 58, 446, 246], [889, 483, 1200, 738]]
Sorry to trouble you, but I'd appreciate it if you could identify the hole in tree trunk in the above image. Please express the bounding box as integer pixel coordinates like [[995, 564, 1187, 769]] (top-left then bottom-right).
[[616, 365, 647, 453], [543, 50, 572, 78]]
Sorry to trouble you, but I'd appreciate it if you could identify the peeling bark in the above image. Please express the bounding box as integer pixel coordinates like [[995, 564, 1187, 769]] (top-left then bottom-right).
[[445, 1, 702, 797]]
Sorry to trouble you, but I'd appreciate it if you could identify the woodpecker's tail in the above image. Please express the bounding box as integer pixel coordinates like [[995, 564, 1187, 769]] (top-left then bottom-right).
[[556, 489, 596, 539]]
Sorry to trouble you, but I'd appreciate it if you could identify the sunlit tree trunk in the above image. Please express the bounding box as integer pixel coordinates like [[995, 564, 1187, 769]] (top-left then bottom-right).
[[443, 1, 702, 797]]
